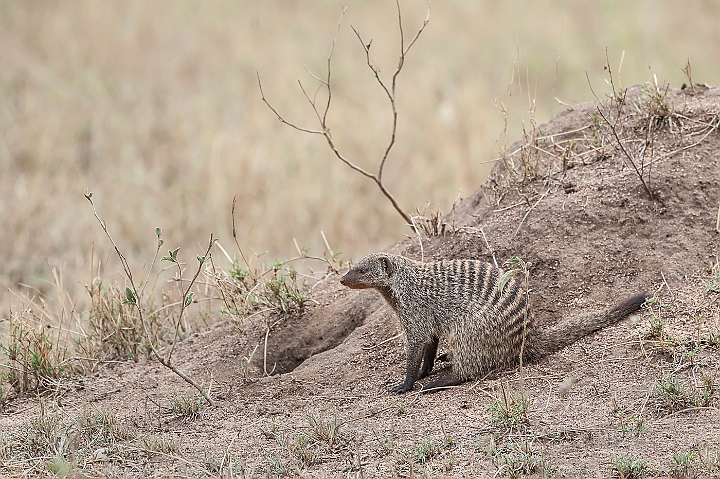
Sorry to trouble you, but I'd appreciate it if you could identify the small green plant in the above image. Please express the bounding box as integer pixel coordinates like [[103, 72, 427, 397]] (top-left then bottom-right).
[[611, 454, 647, 478], [500, 440, 558, 479], [640, 72, 673, 129], [655, 375, 691, 411], [81, 278, 166, 363], [306, 413, 342, 448], [277, 432, 318, 467], [655, 373, 717, 412], [402, 436, 455, 465], [475, 433, 499, 462], [617, 413, 648, 438], [645, 315, 665, 340], [1, 312, 75, 393], [670, 450, 698, 479], [268, 455, 288, 476], [698, 442, 720, 472], [269, 413, 344, 468], [85, 192, 217, 406], [140, 435, 181, 454], [203, 449, 231, 476], [214, 255, 313, 318], [77, 408, 129, 447], [488, 388, 530, 430]]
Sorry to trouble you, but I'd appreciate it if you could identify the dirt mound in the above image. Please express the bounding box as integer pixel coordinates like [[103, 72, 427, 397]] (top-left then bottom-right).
[[2, 85, 719, 478], [270, 84, 720, 382]]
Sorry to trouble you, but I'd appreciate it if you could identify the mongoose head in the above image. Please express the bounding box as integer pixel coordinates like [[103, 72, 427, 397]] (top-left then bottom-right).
[[340, 252, 395, 290]]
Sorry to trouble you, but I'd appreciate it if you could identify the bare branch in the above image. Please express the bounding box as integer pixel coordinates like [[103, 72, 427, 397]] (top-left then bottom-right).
[[231, 195, 252, 276], [303, 63, 327, 86], [258, 4, 428, 227], [297, 79, 325, 126], [257, 73, 324, 135], [351, 26, 393, 103], [320, 127, 378, 180], [403, 5, 431, 56]]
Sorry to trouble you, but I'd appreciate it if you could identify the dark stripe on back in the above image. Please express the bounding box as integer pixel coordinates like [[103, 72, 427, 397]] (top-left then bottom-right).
[[486, 266, 504, 311], [467, 261, 479, 302], [496, 281, 522, 320], [480, 263, 492, 304], [458, 261, 469, 306], [500, 295, 529, 336]]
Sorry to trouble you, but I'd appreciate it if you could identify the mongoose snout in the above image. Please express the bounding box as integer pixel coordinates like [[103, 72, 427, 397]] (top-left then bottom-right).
[[341, 252, 648, 394]]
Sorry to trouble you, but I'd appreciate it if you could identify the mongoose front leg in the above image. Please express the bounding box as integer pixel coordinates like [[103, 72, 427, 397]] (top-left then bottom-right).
[[390, 338, 424, 393], [417, 337, 439, 380]]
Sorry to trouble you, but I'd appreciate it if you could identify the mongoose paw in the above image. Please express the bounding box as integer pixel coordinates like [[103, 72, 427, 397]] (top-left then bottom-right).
[[390, 382, 414, 394]]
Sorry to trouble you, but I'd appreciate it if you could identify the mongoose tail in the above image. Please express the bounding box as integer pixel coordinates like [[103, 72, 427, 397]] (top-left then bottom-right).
[[524, 291, 649, 361]]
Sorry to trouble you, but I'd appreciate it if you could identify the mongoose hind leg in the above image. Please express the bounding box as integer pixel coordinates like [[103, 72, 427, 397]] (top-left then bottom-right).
[[421, 374, 462, 394], [417, 336, 439, 380]]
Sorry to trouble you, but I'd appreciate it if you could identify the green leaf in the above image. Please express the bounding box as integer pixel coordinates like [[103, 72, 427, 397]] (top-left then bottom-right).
[[184, 292, 195, 307], [124, 287, 136, 305], [155, 227, 163, 237], [497, 269, 520, 295], [162, 248, 180, 262], [158, 239, 164, 247], [197, 254, 205, 263]]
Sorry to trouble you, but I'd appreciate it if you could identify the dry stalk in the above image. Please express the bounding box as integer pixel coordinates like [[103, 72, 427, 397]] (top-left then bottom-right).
[[585, 50, 654, 200], [257, 2, 431, 226]]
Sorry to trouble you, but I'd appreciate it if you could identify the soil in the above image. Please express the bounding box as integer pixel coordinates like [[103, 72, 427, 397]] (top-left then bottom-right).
[[2, 84, 720, 478]]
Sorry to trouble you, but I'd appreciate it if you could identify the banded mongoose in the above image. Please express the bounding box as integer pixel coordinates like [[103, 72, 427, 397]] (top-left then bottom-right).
[[340, 252, 647, 393]]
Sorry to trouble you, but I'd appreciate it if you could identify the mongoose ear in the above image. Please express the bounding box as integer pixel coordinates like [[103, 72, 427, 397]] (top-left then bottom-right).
[[379, 255, 394, 276]]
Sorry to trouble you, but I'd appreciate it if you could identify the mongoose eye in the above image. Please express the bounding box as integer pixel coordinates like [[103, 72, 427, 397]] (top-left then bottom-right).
[[357, 267, 368, 275]]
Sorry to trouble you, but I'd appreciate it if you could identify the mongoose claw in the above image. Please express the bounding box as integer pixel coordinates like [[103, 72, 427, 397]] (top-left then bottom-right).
[[390, 382, 414, 394]]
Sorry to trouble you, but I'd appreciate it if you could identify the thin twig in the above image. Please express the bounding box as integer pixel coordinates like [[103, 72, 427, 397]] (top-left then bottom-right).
[[166, 235, 215, 363], [361, 332, 404, 351]]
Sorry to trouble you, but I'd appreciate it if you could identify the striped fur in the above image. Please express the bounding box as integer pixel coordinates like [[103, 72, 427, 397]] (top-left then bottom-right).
[[341, 252, 647, 393]]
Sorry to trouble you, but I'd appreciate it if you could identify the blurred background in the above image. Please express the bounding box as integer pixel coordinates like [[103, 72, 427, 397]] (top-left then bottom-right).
[[1, 0, 719, 303]]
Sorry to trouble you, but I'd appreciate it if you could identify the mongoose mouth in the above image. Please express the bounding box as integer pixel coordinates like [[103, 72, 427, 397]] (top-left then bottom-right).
[[340, 272, 372, 289]]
